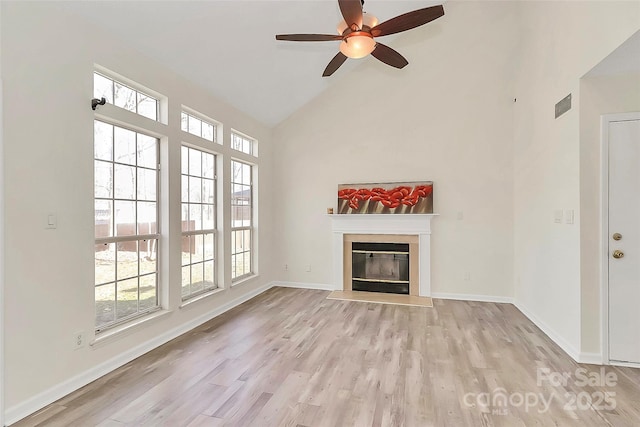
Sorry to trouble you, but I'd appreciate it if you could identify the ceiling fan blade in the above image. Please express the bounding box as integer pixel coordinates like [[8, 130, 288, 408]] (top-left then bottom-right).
[[323, 52, 348, 77], [371, 43, 408, 69], [276, 34, 343, 42], [338, 0, 363, 30], [370, 5, 444, 37]]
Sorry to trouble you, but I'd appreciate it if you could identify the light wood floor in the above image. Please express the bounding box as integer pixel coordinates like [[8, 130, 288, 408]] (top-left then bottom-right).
[[13, 287, 640, 426], [327, 290, 433, 307]]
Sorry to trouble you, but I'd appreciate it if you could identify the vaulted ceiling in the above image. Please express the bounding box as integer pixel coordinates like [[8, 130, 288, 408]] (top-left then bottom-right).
[[61, 0, 443, 126]]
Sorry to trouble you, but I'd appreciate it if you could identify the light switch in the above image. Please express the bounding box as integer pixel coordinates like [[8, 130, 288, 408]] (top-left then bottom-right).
[[457, 211, 464, 220], [554, 210, 563, 224], [45, 214, 57, 229], [565, 209, 574, 224]]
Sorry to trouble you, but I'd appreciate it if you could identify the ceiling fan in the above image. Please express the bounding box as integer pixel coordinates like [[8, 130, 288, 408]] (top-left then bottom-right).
[[275, 0, 445, 77]]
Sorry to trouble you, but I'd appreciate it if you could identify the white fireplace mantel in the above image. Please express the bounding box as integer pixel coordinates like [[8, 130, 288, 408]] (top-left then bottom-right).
[[330, 214, 438, 297]]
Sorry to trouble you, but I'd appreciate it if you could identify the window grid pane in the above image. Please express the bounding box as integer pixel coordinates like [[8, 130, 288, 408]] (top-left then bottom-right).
[[231, 160, 253, 280], [93, 72, 158, 121], [181, 111, 217, 143], [94, 120, 160, 331], [231, 132, 255, 156], [181, 145, 217, 300]]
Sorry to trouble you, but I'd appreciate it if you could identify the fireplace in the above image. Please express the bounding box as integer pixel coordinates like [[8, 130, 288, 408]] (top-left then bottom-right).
[[330, 214, 436, 297], [343, 233, 419, 295], [352, 242, 410, 294]]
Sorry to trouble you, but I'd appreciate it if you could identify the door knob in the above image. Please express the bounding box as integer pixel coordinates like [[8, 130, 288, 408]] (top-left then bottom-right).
[[613, 233, 622, 241], [612, 250, 624, 259]]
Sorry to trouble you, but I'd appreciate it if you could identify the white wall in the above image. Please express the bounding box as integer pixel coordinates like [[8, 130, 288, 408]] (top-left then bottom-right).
[[580, 72, 640, 355], [1, 1, 275, 421], [273, 1, 518, 300], [0, 1, 5, 424], [513, 1, 640, 360], [2, 0, 639, 423]]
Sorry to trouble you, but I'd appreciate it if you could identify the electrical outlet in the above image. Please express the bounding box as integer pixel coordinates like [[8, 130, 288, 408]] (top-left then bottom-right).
[[305, 264, 311, 272], [284, 264, 288, 271], [464, 272, 471, 281], [73, 331, 85, 350]]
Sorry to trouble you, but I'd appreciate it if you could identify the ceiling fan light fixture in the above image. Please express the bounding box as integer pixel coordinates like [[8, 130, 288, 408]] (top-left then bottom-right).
[[337, 12, 378, 34], [337, 20, 348, 34], [275, 2, 445, 76], [362, 12, 379, 29], [339, 34, 376, 59]]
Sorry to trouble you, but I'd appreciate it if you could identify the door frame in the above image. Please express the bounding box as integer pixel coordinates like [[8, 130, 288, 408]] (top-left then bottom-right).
[[0, 75, 4, 427], [600, 112, 640, 367]]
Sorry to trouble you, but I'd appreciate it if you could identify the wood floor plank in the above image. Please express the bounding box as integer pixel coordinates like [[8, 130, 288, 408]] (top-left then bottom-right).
[[184, 415, 224, 427], [11, 287, 640, 427], [327, 291, 433, 307]]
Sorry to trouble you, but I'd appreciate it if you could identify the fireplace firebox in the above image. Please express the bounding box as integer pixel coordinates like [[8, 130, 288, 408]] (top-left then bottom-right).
[[351, 242, 410, 294]]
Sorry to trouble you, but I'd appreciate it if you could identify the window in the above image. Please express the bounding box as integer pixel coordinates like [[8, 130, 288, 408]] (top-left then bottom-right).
[[231, 160, 253, 280], [94, 121, 160, 331], [94, 72, 159, 121], [231, 132, 255, 156], [181, 146, 217, 298], [92, 66, 262, 326], [181, 111, 217, 142]]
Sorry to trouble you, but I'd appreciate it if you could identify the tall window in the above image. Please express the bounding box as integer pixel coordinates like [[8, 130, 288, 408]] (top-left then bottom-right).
[[231, 160, 253, 280], [231, 132, 255, 156], [94, 121, 160, 331], [94, 72, 159, 121], [181, 146, 217, 299]]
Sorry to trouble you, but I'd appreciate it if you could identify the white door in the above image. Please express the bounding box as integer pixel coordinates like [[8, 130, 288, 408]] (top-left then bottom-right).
[[608, 116, 640, 364]]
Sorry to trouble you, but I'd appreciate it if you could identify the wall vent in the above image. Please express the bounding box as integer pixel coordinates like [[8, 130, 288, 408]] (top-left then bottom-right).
[[555, 93, 572, 119]]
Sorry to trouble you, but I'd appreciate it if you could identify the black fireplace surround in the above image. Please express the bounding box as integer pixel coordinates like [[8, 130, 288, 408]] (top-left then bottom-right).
[[351, 242, 410, 294]]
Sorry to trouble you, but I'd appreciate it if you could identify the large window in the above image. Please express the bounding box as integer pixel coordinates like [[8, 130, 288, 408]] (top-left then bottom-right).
[[181, 146, 217, 299], [94, 72, 159, 121], [94, 121, 160, 331], [93, 66, 262, 325], [231, 160, 253, 280]]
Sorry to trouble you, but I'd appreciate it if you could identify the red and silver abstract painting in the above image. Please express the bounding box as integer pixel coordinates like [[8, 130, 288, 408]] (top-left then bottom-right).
[[337, 181, 433, 214]]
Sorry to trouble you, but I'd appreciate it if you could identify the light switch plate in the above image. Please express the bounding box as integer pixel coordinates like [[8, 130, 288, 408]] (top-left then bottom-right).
[[45, 213, 57, 229], [554, 210, 563, 224], [565, 209, 574, 224]]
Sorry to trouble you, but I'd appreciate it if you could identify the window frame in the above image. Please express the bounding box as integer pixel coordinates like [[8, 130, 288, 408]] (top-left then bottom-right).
[[181, 109, 219, 143], [230, 130, 256, 157], [93, 71, 160, 122], [230, 159, 254, 281], [93, 120, 161, 333], [180, 145, 218, 300]]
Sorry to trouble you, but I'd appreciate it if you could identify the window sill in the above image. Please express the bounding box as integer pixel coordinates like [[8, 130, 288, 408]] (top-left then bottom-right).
[[179, 287, 225, 309], [90, 309, 171, 348], [231, 274, 258, 288]]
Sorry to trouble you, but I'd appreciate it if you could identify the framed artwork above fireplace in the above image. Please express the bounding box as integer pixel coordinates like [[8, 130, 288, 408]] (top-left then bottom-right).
[[337, 181, 433, 214]]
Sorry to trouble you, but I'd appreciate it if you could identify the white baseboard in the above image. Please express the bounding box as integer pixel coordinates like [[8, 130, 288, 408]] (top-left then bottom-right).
[[273, 281, 336, 291], [578, 352, 604, 365], [513, 300, 581, 363], [609, 360, 640, 368], [4, 282, 274, 426], [431, 292, 514, 304], [430, 294, 602, 364]]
